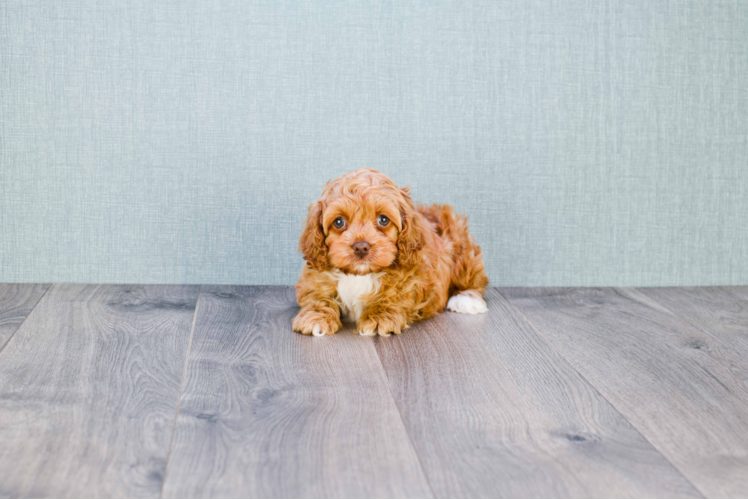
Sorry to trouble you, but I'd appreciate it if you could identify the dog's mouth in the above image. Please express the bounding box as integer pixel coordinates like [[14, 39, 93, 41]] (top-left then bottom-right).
[[344, 261, 373, 275], [328, 242, 395, 275], [341, 254, 383, 274], [355, 262, 372, 273]]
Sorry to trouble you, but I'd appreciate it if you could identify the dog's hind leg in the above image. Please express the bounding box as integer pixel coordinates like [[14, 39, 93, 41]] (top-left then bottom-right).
[[447, 242, 489, 314], [418, 203, 489, 314]]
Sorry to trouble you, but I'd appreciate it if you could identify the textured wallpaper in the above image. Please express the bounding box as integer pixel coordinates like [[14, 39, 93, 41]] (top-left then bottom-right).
[[1, 0, 746, 286]]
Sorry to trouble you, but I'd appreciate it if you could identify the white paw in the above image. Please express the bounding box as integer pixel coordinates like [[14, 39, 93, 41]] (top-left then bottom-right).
[[447, 291, 488, 314]]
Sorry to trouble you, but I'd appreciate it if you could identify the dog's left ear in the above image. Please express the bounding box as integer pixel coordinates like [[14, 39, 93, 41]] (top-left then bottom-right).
[[396, 187, 427, 268], [299, 200, 328, 271]]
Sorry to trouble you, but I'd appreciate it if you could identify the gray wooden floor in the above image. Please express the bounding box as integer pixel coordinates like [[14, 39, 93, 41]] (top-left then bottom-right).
[[1, 285, 747, 498]]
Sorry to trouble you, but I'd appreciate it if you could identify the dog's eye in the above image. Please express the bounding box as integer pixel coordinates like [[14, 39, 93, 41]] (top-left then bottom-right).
[[377, 215, 390, 227], [333, 217, 346, 229]]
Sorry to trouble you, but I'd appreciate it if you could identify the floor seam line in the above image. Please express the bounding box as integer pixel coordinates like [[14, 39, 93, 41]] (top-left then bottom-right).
[[372, 337, 437, 499], [495, 287, 708, 499], [0, 283, 52, 358], [159, 287, 202, 499]]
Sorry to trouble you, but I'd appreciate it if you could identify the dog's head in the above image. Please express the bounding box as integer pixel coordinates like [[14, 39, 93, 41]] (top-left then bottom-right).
[[299, 168, 426, 275]]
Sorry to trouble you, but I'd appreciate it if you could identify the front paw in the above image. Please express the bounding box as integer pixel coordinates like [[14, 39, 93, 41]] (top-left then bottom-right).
[[293, 308, 341, 337], [357, 313, 407, 337]]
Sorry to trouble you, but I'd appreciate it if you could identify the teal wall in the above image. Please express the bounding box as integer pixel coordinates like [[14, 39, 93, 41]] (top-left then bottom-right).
[[2, 1, 747, 286]]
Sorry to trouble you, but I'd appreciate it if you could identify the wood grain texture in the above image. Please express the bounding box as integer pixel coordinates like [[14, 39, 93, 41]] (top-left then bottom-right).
[[161, 286, 432, 499], [0, 283, 49, 351], [0, 284, 199, 498], [374, 288, 700, 498], [636, 287, 748, 395], [724, 286, 748, 302], [501, 287, 748, 498]]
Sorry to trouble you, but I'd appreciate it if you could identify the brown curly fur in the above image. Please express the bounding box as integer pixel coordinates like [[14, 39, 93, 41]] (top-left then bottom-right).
[[293, 168, 488, 337]]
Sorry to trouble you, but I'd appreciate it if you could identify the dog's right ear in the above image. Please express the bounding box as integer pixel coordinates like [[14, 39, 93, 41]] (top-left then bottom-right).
[[299, 200, 328, 271]]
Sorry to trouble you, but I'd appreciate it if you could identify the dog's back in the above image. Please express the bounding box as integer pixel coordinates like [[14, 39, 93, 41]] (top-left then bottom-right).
[[417, 203, 489, 297]]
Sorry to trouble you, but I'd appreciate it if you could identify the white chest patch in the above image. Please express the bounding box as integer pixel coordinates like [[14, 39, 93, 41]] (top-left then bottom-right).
[[327, 271, 383, 323]]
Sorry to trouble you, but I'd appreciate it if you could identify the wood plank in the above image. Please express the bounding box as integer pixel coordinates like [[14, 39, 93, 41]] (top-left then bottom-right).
[[724, 286, 748, 302], [0, 284, 199, 498], [501, 287, 748, 498], [636, 287, 748, 390], [0, 283, 49, 351], [374, 289, 700, 498], [161, 286, 432, 499]]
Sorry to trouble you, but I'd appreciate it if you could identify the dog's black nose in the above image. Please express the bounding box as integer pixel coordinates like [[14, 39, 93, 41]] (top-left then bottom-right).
[[352, 241, 371, 258]]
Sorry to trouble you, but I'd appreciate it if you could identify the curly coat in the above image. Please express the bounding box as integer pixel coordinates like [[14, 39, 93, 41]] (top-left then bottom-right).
[[293, 168, 488, 337]]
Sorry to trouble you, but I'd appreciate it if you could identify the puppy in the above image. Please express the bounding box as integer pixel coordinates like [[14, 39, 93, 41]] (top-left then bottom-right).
[[293, 168, 488, 337]]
